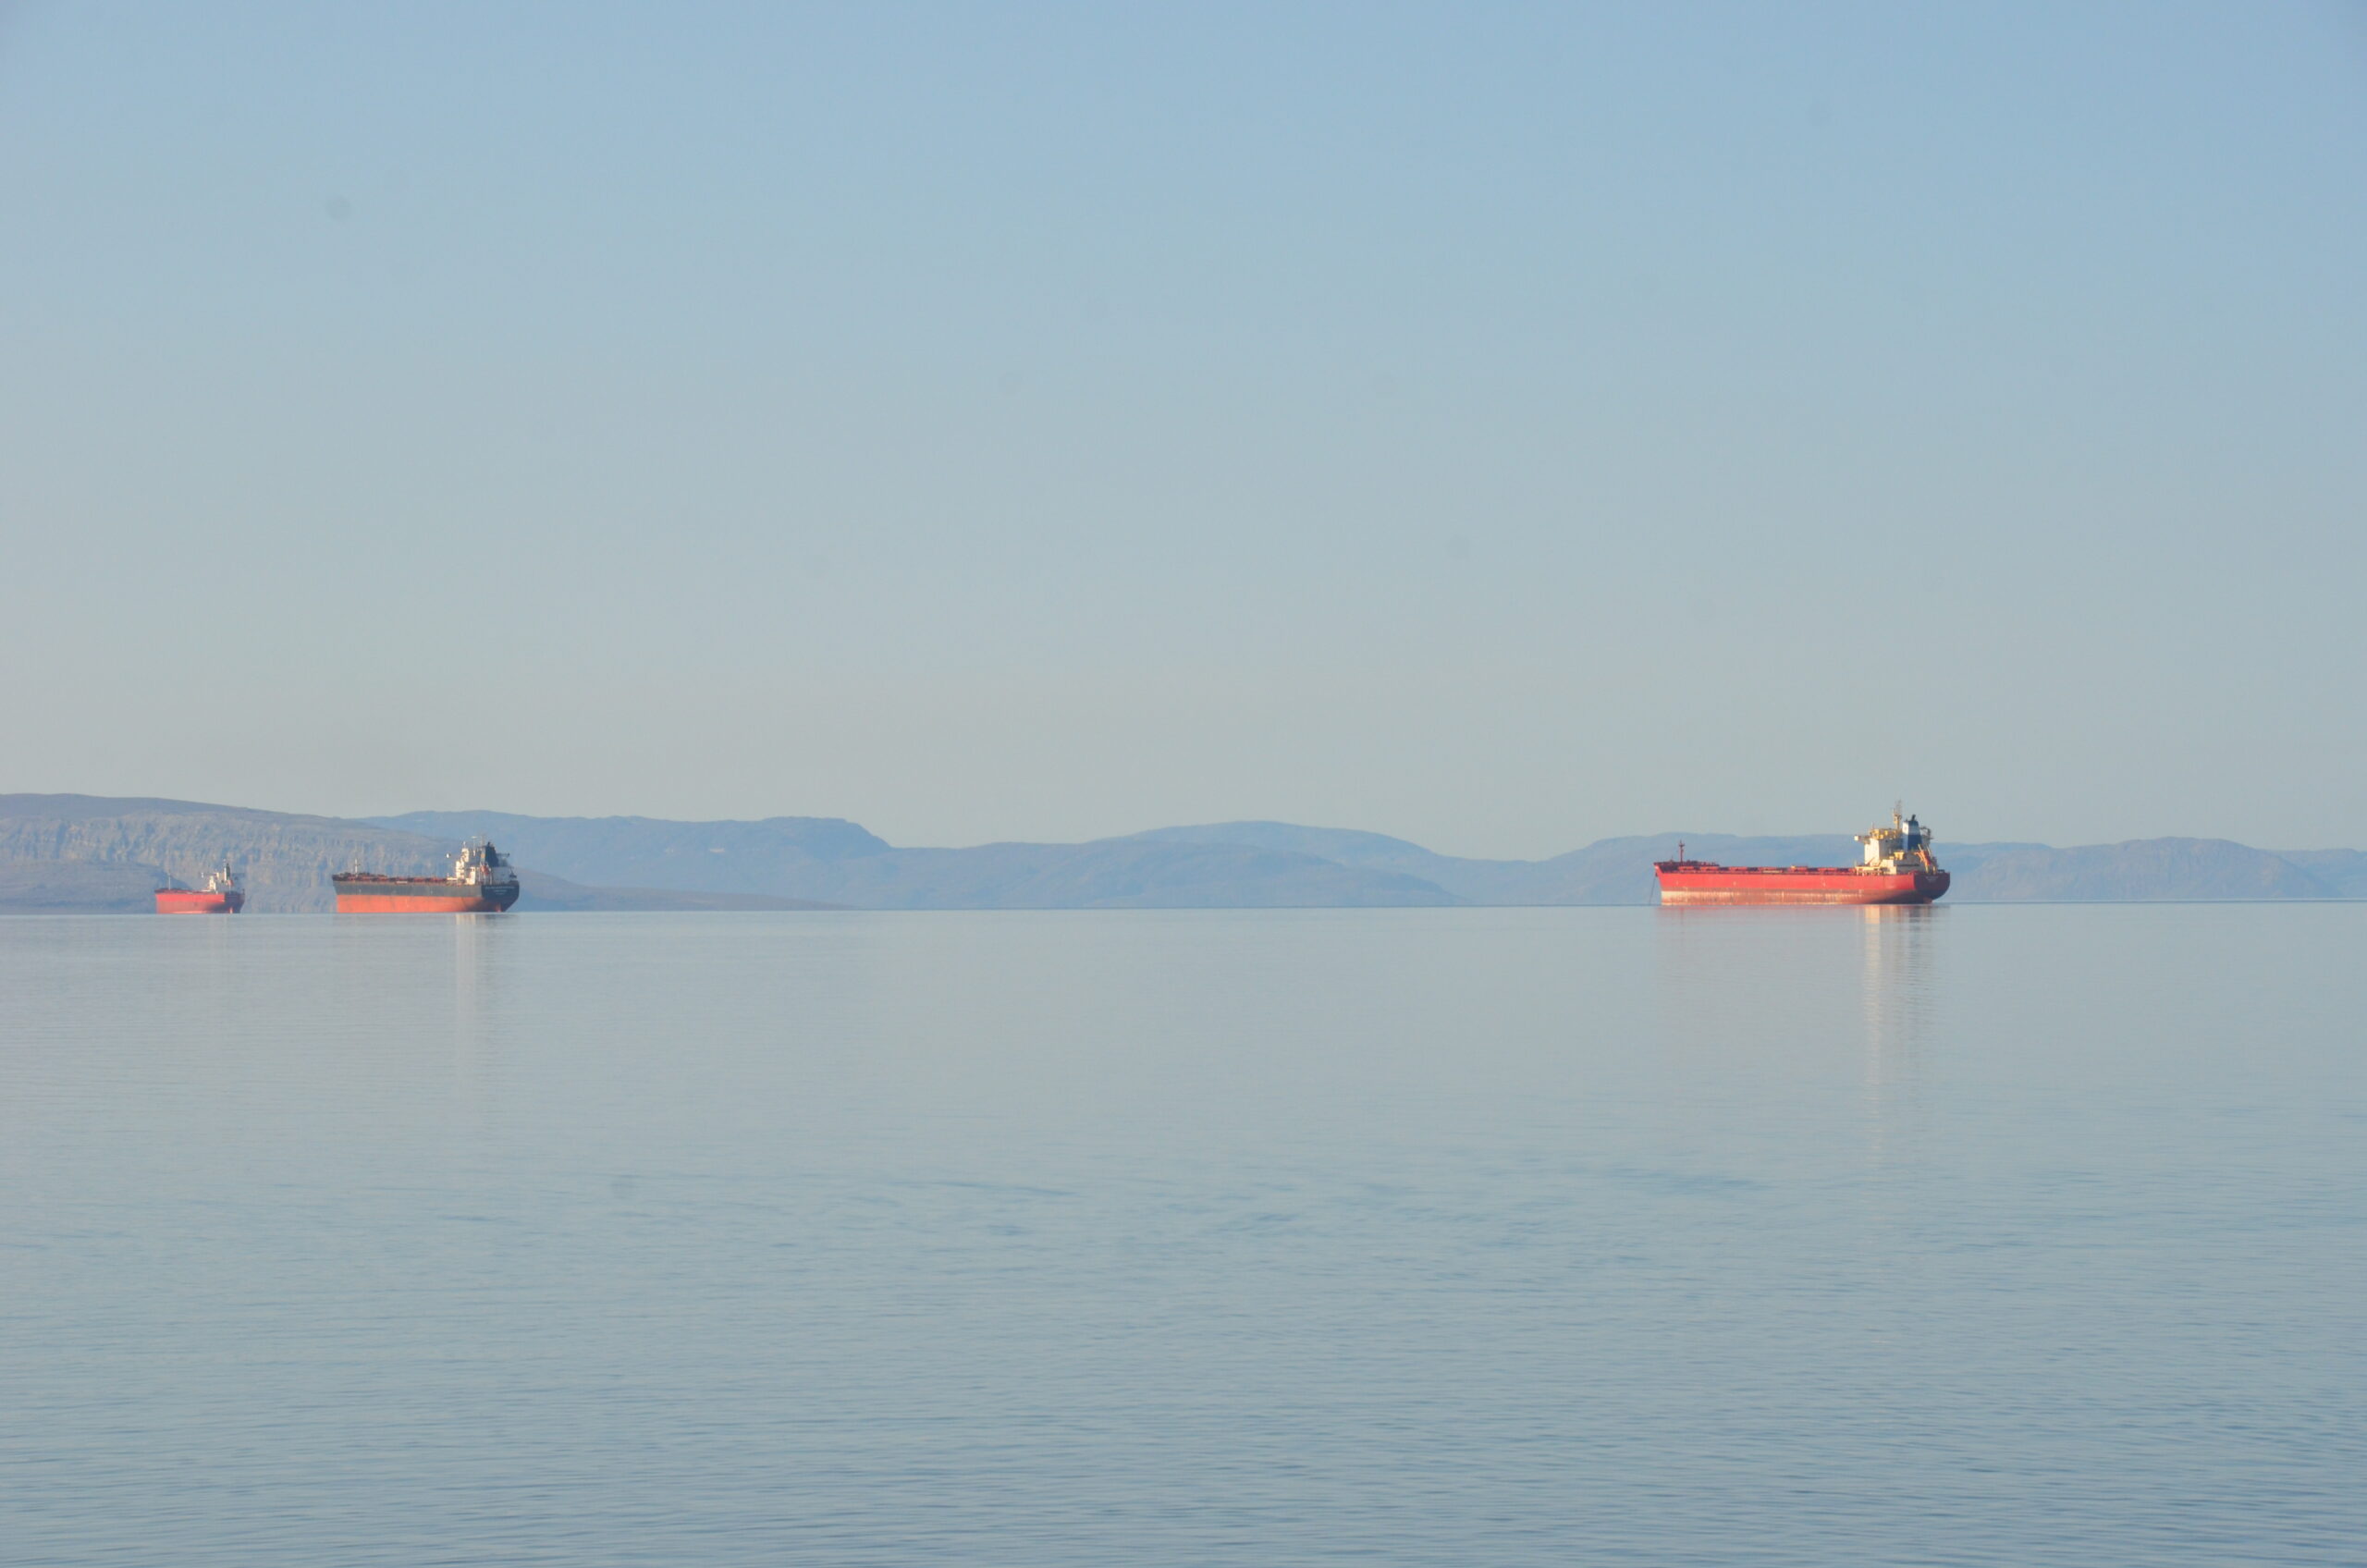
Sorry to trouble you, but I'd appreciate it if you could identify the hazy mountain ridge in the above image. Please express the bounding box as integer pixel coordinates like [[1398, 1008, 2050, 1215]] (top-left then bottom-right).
[[4, 795, 2360, 911], [0, 858, 166, 913], [370, 813, 1458, 909], [1126, 823, 2355, 904], [0, 796, 835, 913], [2, 797, 455, 913], [1946, 839, 2335, 901], [2275, 849, 2367, 899], [369, 811, 892, 897], [375, 809, 2363, 907], [507, 873, 837, 913]]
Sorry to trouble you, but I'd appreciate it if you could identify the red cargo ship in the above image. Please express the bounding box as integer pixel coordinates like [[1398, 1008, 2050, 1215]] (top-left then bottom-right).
[[1655, 810, 1950, 906], [333, 839, 521, 913], [154, 863, 245, 914]]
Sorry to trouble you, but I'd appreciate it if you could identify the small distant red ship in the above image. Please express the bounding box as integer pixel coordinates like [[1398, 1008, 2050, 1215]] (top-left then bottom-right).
[[155, 863, 245, 914], [1655, 809, 1950, 906], [333, 839, 521, 913]]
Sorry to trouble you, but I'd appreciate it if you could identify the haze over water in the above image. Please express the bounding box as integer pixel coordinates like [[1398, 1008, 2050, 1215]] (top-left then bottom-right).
[[3, 905, 2360, 1563]]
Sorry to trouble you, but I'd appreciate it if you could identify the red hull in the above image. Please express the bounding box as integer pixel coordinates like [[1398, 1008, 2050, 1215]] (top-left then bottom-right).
[[1655, 864, 1949, 905], [154, 889, 244, 914], [334, 892, 510, 913]]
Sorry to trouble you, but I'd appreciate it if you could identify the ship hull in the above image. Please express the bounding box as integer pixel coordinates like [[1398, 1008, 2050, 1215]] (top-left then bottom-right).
[[154, 889, 243, 914], [333, 878, 520, 913], [1656, 867, 1949, 905]]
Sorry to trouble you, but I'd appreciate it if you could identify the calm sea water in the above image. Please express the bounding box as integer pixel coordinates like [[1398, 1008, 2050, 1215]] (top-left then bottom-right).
[[2, 906, 2361, 1565]]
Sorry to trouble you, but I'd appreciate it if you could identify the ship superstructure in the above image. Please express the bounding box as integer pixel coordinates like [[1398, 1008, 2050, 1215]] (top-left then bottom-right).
[[1853, 810, 1943, 877], [1654, 808, 1950, 906], [333, 839, 521, 913], [154, 863, 245, 914]]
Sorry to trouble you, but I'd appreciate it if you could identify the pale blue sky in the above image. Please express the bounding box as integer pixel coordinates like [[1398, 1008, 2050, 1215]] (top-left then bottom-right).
[[4, 3, 2362, 854]]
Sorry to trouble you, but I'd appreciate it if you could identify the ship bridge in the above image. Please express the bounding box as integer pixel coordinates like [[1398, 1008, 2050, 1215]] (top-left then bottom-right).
[[1858, 809, 1935, 872]]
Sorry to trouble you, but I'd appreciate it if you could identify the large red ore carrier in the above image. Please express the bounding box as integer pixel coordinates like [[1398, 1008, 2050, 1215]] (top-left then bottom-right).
[[154, 863, 245, 914], [333, 839, 521, 913], [1655, 810, 1950, 906]]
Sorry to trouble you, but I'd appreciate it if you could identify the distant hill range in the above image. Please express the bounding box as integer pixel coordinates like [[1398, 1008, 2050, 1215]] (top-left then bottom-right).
[[3, 794, 2361, 913], [371, 811, 2367, 908], [0, 795, 840, 913]]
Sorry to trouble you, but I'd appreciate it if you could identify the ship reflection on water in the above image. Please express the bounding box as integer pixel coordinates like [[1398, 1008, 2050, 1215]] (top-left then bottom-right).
[[1651, 900, 1943, 1165], [1858, 903, 1938, 1167], [447, 913, 504, 1124]]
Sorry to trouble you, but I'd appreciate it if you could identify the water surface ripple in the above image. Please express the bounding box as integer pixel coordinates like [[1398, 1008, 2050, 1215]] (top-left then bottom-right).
[[3, 906, 2360, 1564]]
